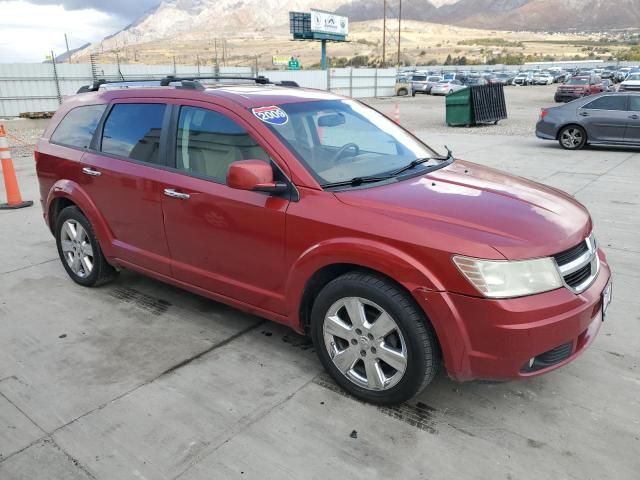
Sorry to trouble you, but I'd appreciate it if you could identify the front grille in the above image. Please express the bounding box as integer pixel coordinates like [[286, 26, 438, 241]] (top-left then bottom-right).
[[564, 263, 592, 288], [554, 241, 589, 266], [553, 235, 599, 293]]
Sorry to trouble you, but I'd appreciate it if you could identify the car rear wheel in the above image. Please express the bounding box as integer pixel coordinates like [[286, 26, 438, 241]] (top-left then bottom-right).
[[55, 206, 118, 287], [311, 272, 439, 405], [558, 125, 587, 150]]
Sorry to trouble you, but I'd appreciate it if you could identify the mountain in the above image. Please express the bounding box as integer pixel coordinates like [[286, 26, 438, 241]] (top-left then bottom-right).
[[337, 0, 640, 31], [79, 0, 346, 56], [76, 0, 640, 59]]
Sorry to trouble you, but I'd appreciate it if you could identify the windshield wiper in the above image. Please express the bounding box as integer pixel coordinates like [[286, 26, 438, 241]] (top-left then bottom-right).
[[320, 147, 454, 190], [320, 175, 393, 189], [390, 146, 453, 177]]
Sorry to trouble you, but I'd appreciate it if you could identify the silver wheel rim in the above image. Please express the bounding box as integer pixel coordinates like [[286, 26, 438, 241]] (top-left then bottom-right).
[[561, 128, 583, 149], [323, 297, 408, 391], [60, 219, 94, 278]]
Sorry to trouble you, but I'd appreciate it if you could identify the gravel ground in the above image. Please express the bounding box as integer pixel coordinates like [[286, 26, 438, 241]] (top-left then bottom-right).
[[0, 84, 557, 159], [365, 83, 559, 137]]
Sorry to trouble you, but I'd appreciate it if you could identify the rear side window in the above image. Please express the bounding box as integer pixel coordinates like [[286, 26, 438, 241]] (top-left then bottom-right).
[[583, 96, 627, 111], [101, 103, 166, 164], [175, 106, 269, 182], [51, 104, 106, 148]]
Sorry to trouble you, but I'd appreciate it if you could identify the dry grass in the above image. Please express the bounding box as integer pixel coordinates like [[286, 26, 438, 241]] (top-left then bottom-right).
[[73, 19, 624, 68]]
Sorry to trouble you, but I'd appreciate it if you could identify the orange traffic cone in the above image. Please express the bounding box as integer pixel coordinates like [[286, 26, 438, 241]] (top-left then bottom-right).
[[0, 124, 33, 210], [394, 103, 400, 124]]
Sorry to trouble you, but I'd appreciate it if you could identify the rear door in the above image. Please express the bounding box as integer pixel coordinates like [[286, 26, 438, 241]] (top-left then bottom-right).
[[577, 95, 629, 143], [625, 96, 640, 143], [159, 101, 290, 314], [80, 100, 172, 274]]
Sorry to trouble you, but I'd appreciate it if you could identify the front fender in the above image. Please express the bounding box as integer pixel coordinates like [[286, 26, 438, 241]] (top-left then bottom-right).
[[285, 237, 446, 331], [46, 180, 115, 257]]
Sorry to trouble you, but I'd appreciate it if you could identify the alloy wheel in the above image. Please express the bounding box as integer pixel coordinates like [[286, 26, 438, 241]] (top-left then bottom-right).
[[323, 297, 408, 391], [60, 219, 94, 278], [560, 128, 584, 149]]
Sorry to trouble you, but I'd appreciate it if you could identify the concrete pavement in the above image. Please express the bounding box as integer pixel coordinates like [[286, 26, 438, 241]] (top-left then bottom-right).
[[0, 130, 638, 479]]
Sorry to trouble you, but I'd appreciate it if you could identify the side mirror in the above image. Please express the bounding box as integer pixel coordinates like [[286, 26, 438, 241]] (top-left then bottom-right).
[[227, 160, 288, 194]]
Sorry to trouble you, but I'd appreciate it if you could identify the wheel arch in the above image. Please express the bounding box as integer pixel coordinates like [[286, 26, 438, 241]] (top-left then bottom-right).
[[287, 238, 445, 333], [45, 180, 115, 257], [556, 123, 587, 141]]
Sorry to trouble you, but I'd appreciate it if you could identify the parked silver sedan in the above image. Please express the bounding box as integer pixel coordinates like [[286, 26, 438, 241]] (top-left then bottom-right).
[[536, 92, 640, 150], [431, 79, 466, 96]]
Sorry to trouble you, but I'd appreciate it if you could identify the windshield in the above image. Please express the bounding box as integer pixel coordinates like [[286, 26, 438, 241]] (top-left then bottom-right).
[[626, 74, 640, 81], [443, 73, 455, 80], [428, 76, 441, 81], [567, 78, 589, 85], [258, 99, 442, 186]]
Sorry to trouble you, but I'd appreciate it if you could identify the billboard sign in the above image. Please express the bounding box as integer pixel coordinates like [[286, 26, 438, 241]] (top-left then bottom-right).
[[272, 55, 291, 66], [310, 9, 348, 36]]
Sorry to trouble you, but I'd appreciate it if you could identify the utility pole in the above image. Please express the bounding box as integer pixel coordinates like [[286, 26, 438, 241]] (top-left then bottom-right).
[[382, 0, 386, 67], [397, 0, 402, 67], [64, 33, 71, 63]]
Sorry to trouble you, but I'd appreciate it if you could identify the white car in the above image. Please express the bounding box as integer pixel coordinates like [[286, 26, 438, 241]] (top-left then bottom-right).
[[618, 73, 640, 92], [430, 79, 466, 96], [513, 72, 534, 86], [533, 73, 554, 85]]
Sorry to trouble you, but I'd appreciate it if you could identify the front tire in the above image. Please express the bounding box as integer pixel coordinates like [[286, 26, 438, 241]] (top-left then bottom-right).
[[558, 125, 587, 150], [311, 272, 440, 405], [55, 206, 118, 287]]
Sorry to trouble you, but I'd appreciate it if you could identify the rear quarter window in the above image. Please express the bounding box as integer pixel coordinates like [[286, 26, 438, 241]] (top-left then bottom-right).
[[50, 104, 107, 149]]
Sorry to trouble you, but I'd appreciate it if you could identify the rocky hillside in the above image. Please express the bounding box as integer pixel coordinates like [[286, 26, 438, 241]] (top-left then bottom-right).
[[337, 0, 640, 31], [76, 0, 640, 59]]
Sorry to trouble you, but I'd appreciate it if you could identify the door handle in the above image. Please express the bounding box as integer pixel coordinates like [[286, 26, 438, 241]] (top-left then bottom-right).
[[82, 167, 101, 177], [163, 188, 190, 200], [629, 114, 639, 120]]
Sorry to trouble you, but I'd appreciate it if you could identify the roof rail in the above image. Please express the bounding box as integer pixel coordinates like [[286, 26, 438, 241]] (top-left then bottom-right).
[[76, 75, 299, 94], [159, 75, 271, 86]]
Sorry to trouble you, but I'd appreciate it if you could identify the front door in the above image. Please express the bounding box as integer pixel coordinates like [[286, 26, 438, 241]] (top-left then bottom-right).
[[625, 95, 640, 144], [578, 95, 629, 143], [81, 101, 172, 274], [160, 103, 289, 314]]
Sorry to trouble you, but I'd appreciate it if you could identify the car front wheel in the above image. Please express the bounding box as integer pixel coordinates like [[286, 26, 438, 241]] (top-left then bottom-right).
[[311, 272, 440, 405], [558, 125, 587, 150], [55, 206, 118, 287]]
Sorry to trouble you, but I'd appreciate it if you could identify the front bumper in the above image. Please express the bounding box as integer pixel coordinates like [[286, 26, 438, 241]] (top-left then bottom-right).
[[555, 91, 584, 102], [414, 252, 611, 382]]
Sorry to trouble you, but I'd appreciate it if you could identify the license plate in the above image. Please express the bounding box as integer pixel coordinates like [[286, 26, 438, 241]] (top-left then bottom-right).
[[602, 281, 612, 320]]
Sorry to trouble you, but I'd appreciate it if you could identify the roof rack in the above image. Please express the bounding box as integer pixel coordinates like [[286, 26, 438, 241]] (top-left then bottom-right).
[[77, 75, 298, 94], [159, 75, 271, 86]]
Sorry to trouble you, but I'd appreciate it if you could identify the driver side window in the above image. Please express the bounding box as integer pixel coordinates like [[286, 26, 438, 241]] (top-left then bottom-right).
[[175, 106, 269, 183], [314, 112, 397, 155]]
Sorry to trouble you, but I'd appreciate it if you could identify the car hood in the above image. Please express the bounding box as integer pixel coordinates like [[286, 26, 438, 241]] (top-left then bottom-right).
[[621, 80, 640, 86], [334, 160, 591, 260]]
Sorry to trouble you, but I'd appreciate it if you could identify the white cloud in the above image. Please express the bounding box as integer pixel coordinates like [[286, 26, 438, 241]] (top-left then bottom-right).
[[0, 1, 128, 62]]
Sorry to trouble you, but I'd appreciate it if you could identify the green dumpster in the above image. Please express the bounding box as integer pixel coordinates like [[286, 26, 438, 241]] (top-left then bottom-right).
[[446, 88, 473, 126]]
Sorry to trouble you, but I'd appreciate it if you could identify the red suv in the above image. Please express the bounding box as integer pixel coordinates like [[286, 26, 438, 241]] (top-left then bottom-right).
[[555, 75, 604, 102], [35, 77, 612, 404]]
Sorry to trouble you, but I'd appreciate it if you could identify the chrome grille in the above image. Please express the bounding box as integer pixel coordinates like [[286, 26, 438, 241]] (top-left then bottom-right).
[[553, 234, 599, 293]]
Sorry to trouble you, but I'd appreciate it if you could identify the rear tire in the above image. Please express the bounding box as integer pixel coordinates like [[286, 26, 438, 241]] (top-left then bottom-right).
[[558, 125, 587, 150], [55, 206, 118, 287], [311, 271, 440, 405]]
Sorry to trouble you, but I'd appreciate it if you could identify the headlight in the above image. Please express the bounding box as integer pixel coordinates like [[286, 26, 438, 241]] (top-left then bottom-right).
[[453, 256, 563, 299]]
